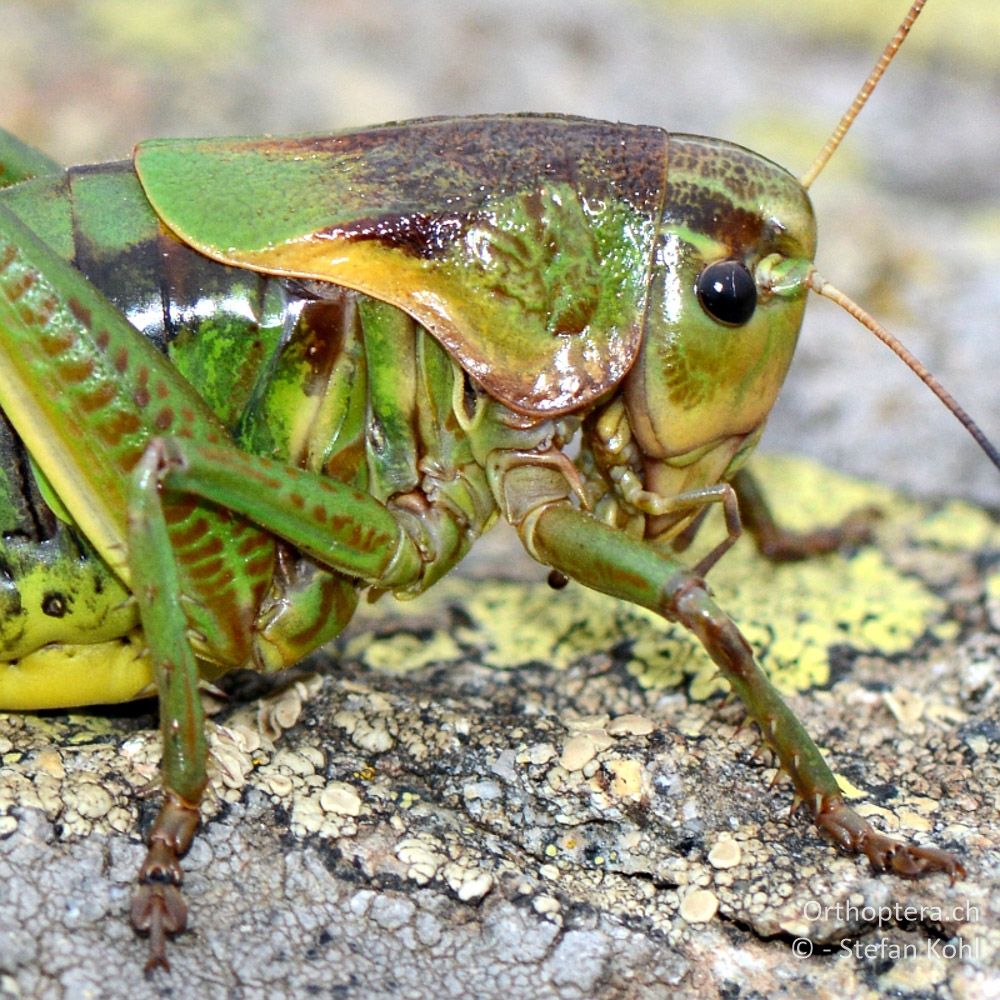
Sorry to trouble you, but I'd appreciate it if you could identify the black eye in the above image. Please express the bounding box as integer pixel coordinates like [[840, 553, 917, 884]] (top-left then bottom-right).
[[696, 260, 757, 326]]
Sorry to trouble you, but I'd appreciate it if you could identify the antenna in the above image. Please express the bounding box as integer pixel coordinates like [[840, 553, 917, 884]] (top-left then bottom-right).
[[801, 0, 927, 190], [807, 272, 1000, 474], [798, 1, 1000, 474]]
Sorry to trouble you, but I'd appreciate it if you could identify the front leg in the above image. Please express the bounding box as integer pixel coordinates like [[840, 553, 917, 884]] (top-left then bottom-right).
[[730, 466, 880, 561], [522, 499, 964, 880]]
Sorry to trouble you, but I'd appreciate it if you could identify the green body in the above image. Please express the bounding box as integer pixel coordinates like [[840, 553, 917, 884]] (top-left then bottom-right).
[[0, 116, 959, 971], [0, 117, 813, 707]]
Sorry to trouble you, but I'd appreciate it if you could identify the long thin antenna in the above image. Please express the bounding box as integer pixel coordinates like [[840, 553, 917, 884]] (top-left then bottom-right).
[[801, 0, 928, 190], [807, 270, 1000, 473]]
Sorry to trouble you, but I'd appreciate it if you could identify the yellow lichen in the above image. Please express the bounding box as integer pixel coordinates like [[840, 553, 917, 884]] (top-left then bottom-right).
[[912, 500, 1000, 550], [606, 758, 644, 797]]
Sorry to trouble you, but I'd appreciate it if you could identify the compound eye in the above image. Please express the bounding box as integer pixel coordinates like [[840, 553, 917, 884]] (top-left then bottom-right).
[[696, 260, 757, 326]]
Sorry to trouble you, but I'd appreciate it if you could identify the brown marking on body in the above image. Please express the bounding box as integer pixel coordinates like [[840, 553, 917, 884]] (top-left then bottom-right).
[[166, 514, 209, 543], [95, 410, 143, 446], [605, 565, 649, 595], [324, 440, 366, 484], [244, 551, 275, 579], [186, 557, 226, 581], [237, 533, 263, 556], [189, 536, 225, 561], [5, 270, 36, 302], [297, 298, 352, 395], [244, 118, 668, 265], [247, 117, 666, 212], [665, 185, 764, 252], [58, 357, 95, 384], [39, 331, 77, 358], [118, 444, 147, 472], [161, 497, 199, 524], [0, 243, 18, 270], [363, 527, 393, 554], [67, 298, 93, 329], [325, 213, 464, 261], [21, 295, 59, 328], [154, 407, 174, 431], [78, 382, 118, 413]]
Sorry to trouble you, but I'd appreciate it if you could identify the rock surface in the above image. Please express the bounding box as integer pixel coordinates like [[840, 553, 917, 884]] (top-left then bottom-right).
[[2, 457, 998, 998]]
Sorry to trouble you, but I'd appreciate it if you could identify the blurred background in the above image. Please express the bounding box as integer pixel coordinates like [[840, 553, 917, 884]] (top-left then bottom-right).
[[2, 0, 998, 504]]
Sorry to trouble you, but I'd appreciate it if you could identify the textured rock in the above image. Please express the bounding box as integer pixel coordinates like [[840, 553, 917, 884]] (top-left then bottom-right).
[[1, 458, 998, 998]]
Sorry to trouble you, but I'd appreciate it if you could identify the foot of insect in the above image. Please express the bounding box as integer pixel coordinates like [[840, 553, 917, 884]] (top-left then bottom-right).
[[667, 572, 963, 878], [813, 794, 965, 879], [130, 791, 201, 974], [526, 503, 964, 879], [732, 468, 880, 562]]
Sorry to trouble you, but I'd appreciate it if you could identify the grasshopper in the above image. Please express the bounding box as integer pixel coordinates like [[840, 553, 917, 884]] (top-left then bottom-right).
[[0, 0, 992, 973]]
